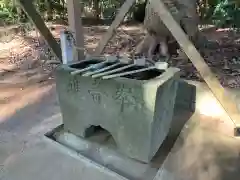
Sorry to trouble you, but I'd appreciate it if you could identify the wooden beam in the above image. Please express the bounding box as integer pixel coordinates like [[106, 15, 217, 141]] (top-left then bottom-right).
[[19, 0, 62, 61], [67, 0, 85, 61], [94, 0, 136, 55], [151, 0, 240, 128]]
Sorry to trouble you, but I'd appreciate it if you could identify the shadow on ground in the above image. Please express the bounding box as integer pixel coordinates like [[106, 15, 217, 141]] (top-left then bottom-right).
[[0, 78, 239, 180]]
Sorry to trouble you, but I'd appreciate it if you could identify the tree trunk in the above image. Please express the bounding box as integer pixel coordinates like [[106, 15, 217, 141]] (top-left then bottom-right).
[[92, 0, 101, 19], [136, 0, 201, 60], [45, 0, 53, 20], [12, 0, 25, 23]]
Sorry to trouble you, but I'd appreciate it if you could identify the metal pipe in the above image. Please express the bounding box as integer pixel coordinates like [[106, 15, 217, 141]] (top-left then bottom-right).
[[71, 61, 109, 75], [82, 62, 121, 77], [92, 63, 135, 78], [102, 66, 156, 80]]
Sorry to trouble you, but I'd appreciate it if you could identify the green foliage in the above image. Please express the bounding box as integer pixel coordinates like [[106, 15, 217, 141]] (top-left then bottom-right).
[[198, 0, 219, 20], [0, 0, 67, 25], [132, 0, 147, 22], [0, 0, 239, 29], [100, 0, 125, 18], [0, 0, 18, 24], [212, 0, 240, 28]]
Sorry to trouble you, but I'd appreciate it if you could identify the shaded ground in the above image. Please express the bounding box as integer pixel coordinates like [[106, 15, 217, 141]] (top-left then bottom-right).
[[0, 77, 239, 180], [0, 23, 240, 89]]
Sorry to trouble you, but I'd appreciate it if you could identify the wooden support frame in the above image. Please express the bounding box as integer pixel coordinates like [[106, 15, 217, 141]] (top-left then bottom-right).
[[151, 0, 240, 131], [94, 0, 136, 55], [67, 0, 85, 60], [19, 0, 62, 61]]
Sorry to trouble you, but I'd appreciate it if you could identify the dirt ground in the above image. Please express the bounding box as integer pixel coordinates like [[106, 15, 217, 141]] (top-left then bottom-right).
[[0, 24, 240, 88]]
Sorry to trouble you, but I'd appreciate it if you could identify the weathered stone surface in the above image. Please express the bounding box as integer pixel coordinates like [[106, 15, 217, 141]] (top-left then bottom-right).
[[55, 62, 180, 163], [175, 80, 196, 113]]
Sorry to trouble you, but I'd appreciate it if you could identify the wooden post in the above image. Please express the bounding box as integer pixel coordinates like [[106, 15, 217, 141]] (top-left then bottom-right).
[[19, 0, 62, 61], [94, 0, 136, 55], [151, 0, 240, 131], [67, 0, 85, 61]]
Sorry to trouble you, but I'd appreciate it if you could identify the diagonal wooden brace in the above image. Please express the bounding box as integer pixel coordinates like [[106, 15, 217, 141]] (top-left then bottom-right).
[[151, 0, 240, 136], [19, 0, 62, 61], [94, 0, 136, 55]]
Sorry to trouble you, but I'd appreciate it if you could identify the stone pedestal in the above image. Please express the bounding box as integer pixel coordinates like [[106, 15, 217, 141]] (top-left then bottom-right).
[[55, 61, 180, 162]]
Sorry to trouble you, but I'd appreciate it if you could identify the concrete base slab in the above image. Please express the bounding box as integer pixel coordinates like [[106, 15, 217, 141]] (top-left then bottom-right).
[[182, 80, 240, 123], [176, 80, 240, 136], [1, 139, 127, 180], [1, 81, 240, 180], [154, 113, 240, 180], [0, 108, 193, 180], [46, 125, 159, 180], [2, 111, 238, 180]]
